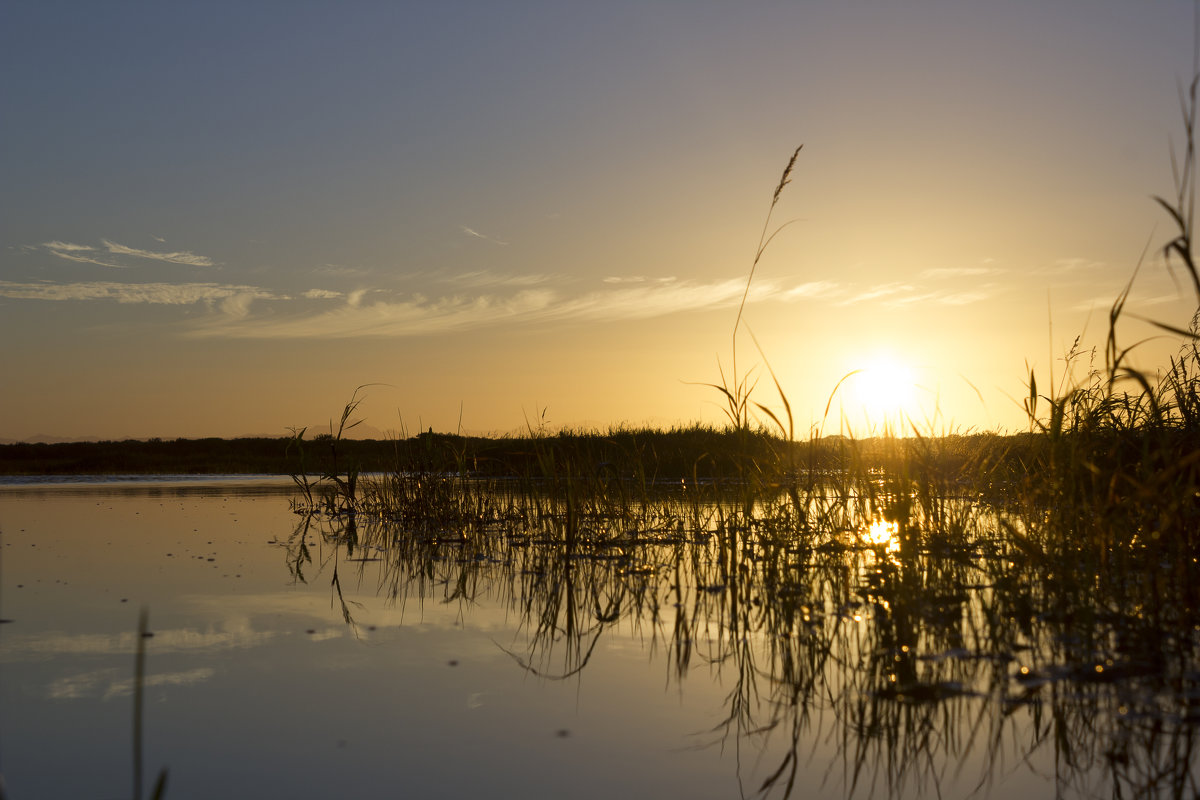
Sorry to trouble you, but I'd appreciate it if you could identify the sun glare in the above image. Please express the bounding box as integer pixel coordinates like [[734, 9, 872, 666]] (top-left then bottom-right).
[[842, 355, 919, 432]]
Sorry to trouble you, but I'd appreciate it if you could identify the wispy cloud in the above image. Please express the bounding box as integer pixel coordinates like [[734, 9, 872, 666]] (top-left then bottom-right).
[[39, 238, 213, 268], [43, 240, 92, 252], [602, 275, 681, 286], [187, 276, 774, 339], [547, 277, 765, 322], [4, 267, 996, 339], [189, 289, 557, 338], [839, 283, 915, 306], [220, 293, 259, 318], [1072, 290, 1185, 312], [43, 241, 124, 268], [445, 270, 551, 288], [833, 279, 999, 308], [0, 280, 278, 306], [101, 239, 213, 267], [460, 226, 509, 245], [779, 280, 841, 301]]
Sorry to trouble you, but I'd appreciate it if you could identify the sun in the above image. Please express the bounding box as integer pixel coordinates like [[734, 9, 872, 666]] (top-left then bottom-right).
[[841, 355, 919, 432]]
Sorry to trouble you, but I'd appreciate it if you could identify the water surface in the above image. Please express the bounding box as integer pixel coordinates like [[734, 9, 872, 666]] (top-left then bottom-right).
[[1, 479, 744, 798], [1, 478, 1195, 798]]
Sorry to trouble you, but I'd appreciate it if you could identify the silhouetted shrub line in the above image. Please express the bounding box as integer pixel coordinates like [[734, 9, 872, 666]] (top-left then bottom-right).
[[0, 429, 1086, 484]]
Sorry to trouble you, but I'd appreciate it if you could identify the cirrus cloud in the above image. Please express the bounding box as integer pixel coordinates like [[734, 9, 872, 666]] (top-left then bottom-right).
[[100, 239, 214, 267], [0, 266, 1003, 340], [39, 238, 214, 268], [0, 280, 278, 306], [185, 276, 777, 339]]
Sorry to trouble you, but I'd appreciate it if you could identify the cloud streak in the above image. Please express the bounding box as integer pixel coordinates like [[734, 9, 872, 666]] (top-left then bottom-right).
[[839, 283, 916, 305], [43, 241, 92, 252], [43, 241, 124, 268], [39, 239, 214, 268], [835, 280, 1001, 308], [0, 280, 278, 306], [187, 276, 776, 339], [444, 270, 551, 288], [101, 239, 214, 267], [0, 267, 1000, 340], [302, 288, 344, 300], [780, 280, 841, 301], [460, 226, 509, 245]]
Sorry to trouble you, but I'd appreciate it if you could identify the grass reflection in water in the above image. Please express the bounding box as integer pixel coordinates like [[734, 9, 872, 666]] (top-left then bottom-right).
[[279, 465, 1200, 800]]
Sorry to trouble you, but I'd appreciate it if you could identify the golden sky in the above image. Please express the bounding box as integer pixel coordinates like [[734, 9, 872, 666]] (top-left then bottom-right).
[[2, 1, 1198, 440]]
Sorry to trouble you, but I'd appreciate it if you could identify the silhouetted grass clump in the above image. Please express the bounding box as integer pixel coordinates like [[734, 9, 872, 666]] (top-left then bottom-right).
[[999, 76, 1200, 619]]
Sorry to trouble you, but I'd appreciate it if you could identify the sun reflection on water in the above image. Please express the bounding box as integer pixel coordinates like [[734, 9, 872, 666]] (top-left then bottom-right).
[[864, 518, 901, 553]]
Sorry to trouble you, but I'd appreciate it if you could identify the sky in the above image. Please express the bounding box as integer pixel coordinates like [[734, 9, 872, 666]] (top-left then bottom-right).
[[3, 1, 1200, 441]]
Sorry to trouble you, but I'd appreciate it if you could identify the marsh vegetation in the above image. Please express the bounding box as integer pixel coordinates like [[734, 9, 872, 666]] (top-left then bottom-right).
[[8, 48, 1200, 800], [272, 91, 1200, 797], [281, 348, 1200, 796]]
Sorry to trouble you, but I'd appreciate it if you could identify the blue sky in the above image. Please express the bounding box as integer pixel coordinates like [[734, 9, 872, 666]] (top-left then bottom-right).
[[3, 1, 1198, 439]]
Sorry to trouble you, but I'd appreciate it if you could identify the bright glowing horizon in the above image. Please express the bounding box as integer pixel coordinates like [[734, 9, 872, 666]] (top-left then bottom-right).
[[2, 1, 1198, 442]]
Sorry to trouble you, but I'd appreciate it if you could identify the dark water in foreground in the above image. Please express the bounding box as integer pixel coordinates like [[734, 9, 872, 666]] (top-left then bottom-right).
[[1, 477, 1196, 798]]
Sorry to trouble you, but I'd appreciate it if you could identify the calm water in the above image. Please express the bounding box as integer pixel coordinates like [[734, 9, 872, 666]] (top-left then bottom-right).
[[1, 478, 1195, 798]]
